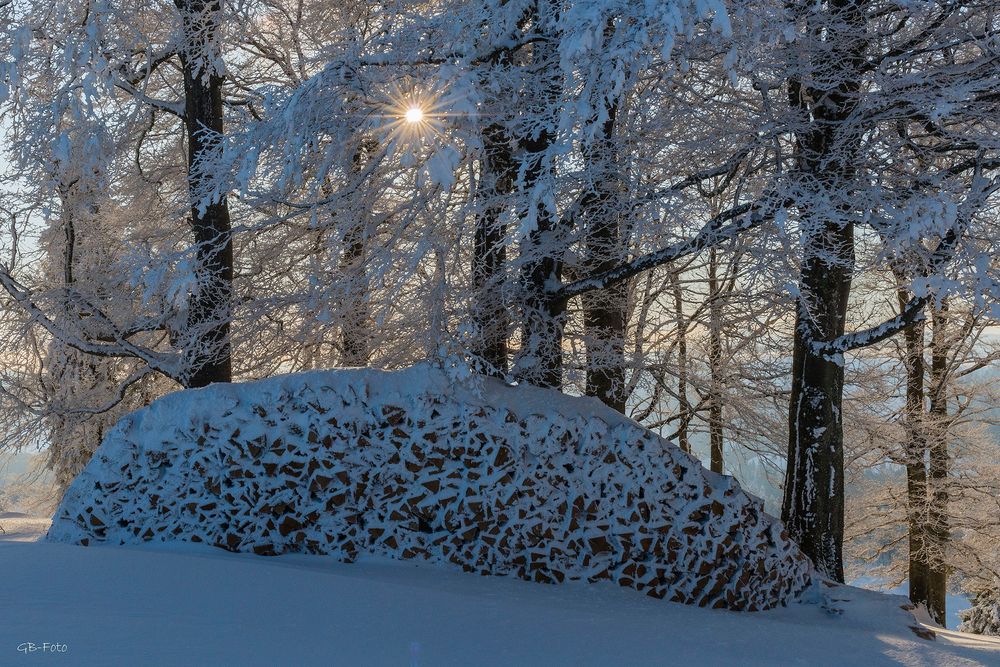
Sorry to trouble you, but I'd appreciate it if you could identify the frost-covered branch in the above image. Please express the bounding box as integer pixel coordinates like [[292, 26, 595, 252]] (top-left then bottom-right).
[[551, 195, 782, 304], [0, 269, 184, 382], [816, 167, 999, 357]]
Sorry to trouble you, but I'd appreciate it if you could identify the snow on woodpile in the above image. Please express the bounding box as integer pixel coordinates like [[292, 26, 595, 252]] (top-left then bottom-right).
[[48, 365, 813, 610]]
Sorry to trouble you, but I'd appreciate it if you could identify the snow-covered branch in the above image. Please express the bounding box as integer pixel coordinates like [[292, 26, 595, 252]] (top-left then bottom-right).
[[551, 195, 783, 304], [0, 269, 184, 382]]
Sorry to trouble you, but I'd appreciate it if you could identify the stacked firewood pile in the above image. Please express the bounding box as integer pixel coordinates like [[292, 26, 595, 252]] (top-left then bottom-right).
[[49, 368, 813, 610]]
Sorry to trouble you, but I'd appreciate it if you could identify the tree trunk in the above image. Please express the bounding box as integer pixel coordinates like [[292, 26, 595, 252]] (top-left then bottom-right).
[[926, 302, 949, 626], [708, 247, 724, 473], [897, 285, 930, 615], [472, 109, 514, 376], [48, 180, 116, 488], [784, 258, 851, 581], [176, 0, 233, 388], [583, 276, 627, 412], [781, 0, 866, 581], [338, 222, 370, 367], [338, 140, 376, 367], [581, 84, 627, 413], [517, 0, 563, 390], [670, 267, 691, 454]]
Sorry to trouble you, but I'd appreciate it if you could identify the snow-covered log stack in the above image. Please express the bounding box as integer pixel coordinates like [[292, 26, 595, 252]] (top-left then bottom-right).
[[49, 366, 813, 610]]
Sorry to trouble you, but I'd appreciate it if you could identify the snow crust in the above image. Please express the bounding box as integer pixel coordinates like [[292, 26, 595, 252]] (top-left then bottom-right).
[[49, 365, 812, 610], [6, 527, 1000, 666]]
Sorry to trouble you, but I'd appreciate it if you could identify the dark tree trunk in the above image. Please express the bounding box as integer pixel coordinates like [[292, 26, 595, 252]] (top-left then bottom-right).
[[473, 109, 514, 376], [784, 257, 851, 581], [520, 204, 564, 390], [670, 267, 691, 454], [338, 140, 376, 367], [338, 222, 370, 367], [781, 0, 866, 581], [583, 278, 627, 412], [581, 88, 627, 413], [897, 286, 930, 615], [176, 0, 233, 388], [708, 247, 724, 474], [517, 0, 564, 390], [926, 303, 950, 626]]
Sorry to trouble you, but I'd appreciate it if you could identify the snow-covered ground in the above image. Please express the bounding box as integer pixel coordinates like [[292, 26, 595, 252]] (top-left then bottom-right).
[[851, 576, 974, 631], [2, 518, 999, 666]]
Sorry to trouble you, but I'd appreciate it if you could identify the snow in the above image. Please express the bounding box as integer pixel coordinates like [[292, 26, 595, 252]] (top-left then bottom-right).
[[852, 576, 974, 631], [4, 520, 1000, 666], [0, 514, 50, 542]]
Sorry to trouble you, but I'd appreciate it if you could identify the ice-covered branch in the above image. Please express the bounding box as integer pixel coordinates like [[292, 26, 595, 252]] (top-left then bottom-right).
[[550, 195, 783, 304], [816, 168, 999, 357], [0, 269, 184, 382]]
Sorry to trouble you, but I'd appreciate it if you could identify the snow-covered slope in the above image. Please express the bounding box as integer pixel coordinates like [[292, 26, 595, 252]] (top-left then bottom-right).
[[49, 365, 810, 610], [4, 523, 1000, 666]]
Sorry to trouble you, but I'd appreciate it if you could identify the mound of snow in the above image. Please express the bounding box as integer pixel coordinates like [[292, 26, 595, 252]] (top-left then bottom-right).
[[49, 365, 812, 610]]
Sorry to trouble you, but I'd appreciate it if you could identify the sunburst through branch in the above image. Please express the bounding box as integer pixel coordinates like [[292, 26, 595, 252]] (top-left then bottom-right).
[[380, 86, 458, 145]]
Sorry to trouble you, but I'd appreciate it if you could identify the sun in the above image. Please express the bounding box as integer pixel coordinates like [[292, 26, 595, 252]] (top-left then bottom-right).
[[379, 87, 454, 145], [404, 106, 425, 124]]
